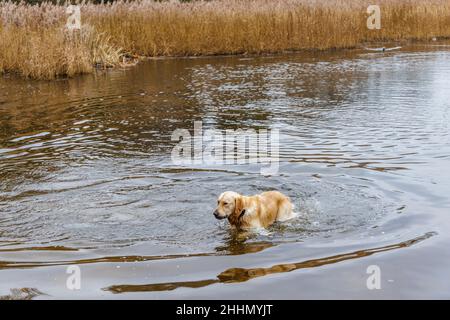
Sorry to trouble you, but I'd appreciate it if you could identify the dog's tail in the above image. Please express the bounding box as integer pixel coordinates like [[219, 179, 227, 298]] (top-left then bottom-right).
[[277, 201, 299, 222]]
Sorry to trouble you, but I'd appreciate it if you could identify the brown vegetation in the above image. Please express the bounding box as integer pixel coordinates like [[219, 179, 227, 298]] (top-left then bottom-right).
[[1, 0, 450, 79]]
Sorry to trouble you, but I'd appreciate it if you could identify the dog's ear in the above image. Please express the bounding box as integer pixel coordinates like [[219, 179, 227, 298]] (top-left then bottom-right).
[[234, 195, 244, 217], [228, 195, 245, 226]]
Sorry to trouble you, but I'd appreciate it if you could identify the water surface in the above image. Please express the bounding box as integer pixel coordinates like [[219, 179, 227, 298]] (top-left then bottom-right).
[[1, 44, 450, 299]]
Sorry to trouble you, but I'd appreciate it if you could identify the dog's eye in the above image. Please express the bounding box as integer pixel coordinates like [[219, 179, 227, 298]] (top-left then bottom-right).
[[223, 202, 228, 205]]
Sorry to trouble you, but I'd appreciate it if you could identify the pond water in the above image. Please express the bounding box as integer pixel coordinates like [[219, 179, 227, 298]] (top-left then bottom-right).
[[0, 44, 449, 299]]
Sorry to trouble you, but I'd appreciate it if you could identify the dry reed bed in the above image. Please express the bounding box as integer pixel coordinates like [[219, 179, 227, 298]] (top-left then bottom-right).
[[1, 0, 450, 79]]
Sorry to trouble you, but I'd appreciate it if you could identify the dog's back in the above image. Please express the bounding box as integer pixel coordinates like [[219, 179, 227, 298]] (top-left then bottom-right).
[[257, 191, 295, 225]]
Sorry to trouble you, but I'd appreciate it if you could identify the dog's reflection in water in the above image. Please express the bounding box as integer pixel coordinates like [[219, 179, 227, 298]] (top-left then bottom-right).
[[215, 228, 276, 256]]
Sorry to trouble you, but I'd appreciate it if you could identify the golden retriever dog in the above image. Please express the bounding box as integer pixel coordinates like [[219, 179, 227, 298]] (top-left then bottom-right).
[[213, 191, 297, 229]]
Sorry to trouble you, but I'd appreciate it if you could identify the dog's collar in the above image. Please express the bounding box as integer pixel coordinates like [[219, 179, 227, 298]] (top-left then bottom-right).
[[238, 209, 246, 220]]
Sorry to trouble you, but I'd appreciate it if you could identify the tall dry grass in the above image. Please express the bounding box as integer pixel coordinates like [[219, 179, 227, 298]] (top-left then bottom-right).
[[0, 1, 126, 79], [91, 0, 450, 56], [1, 0, 450, 79]]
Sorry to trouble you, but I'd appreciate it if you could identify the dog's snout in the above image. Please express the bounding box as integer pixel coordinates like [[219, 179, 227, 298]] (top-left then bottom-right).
[[213, 210, 224, 220]]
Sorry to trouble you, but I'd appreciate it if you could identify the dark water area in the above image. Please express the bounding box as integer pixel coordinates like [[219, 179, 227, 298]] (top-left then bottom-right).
[[1, 44, 450, 299]]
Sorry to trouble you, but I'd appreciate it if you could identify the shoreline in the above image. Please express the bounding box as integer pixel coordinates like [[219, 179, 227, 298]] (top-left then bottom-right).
[[143, 37, 450, 59], [4, 38, 450, 81]]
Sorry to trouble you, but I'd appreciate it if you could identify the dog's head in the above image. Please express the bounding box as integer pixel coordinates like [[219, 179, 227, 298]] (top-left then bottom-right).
[[213, 191, 243, 221]]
